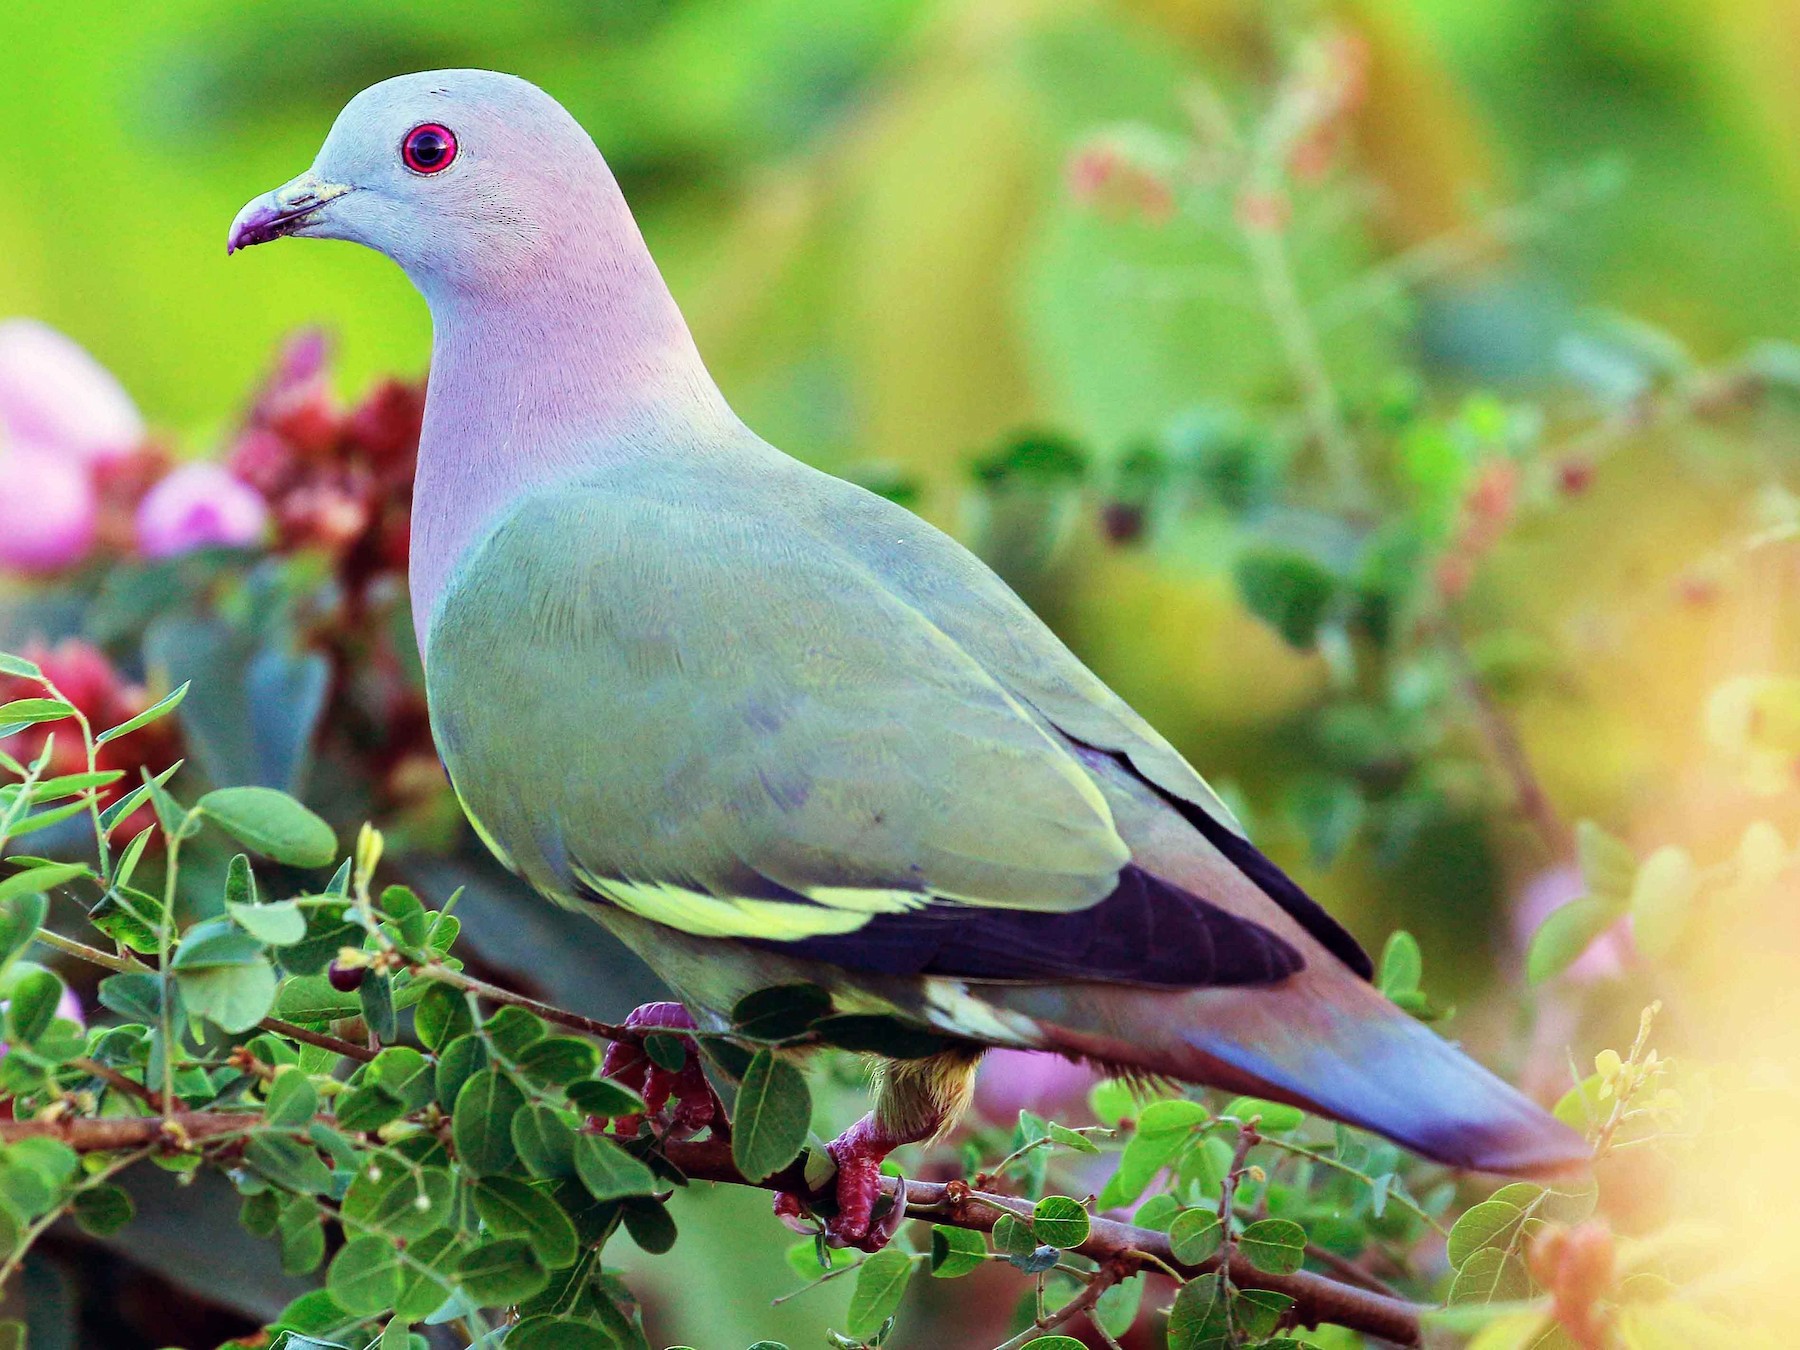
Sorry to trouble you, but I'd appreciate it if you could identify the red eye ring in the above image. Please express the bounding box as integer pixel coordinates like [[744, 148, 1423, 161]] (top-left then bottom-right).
[[402, 123, 458, 175]]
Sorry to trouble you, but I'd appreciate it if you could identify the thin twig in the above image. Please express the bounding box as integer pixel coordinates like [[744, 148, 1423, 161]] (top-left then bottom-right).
[[71, 1056, 165, 1111], [35, 928, 378, 1063], [413, 961, 631, 1042], [993, 1265, 1119, 1350]]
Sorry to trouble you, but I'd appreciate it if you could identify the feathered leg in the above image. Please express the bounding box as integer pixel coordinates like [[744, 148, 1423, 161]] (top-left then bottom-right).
[[776, 1048, 981, 1251]]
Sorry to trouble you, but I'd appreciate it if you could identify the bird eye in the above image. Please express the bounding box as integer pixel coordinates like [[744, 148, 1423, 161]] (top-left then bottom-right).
[[401, 123, 458, 175]]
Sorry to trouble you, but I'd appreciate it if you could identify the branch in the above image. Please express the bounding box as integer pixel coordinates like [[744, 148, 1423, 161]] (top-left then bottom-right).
[[0, 1113, 260, 1151], [1, 1114, 1426, 1344], [663, 1138, 1426, 1346], [36, 929, 377, 1063]]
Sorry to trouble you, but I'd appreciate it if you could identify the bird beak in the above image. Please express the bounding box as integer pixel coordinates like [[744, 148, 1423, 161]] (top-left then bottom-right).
[[227, 172, 352, 255]]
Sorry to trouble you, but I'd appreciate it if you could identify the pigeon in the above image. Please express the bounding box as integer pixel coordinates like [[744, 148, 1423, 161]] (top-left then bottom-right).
[[230, 69, 1587, 1248]]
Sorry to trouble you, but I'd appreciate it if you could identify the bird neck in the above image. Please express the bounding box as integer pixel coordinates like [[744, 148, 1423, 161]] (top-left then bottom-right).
[[408, 226, 735, 657]]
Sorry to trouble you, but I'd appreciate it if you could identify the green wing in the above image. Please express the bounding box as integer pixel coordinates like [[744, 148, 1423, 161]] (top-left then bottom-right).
[[426, 482, 1132, 943]]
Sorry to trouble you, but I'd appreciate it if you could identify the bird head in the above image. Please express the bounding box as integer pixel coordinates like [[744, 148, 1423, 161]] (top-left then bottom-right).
[[227, 70, 615, 298]]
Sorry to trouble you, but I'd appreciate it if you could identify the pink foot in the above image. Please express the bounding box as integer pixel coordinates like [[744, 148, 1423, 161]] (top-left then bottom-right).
[[773, 1114, 911, 1251], [599, 1002, 716, 1141]]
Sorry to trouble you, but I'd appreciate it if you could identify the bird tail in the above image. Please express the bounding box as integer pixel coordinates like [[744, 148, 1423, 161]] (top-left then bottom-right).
[[1000, 974, 1590, 1178]]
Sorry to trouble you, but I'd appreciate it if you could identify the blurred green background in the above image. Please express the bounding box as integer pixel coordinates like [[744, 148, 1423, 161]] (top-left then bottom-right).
[[4, 1, 1799, 1346]]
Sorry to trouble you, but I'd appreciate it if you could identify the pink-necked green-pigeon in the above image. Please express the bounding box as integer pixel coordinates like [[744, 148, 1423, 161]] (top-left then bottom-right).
[[229, 69, 1586, 1248]]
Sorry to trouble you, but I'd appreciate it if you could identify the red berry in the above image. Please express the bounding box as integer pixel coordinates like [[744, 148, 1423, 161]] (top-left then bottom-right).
[[327, 961, 367, 993]]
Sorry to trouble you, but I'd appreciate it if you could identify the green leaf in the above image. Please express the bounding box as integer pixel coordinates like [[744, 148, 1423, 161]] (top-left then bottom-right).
[[174, 954, 277, 1032], [1448, 1247, 1531, 1304], [264, 1069, 319, 1127], [513, 1105, 579, 1180], [1167, 1272, 1230, 1350], [0, 863, 84, 908], [991, 1212, 1035, 1259], [929, 1224, 987, 1278], [564, 1080, 646, 1120], [229, 898, 307, 946], [0, 698, 76, 736], [245, 1133, 334, 1195], [1234, 549, 1339, 648], [360, 972, 397, 1043], [1238, 1218, 1307, 1275], [367, 1046, 433, 1111], [0, 891, 48, 970], [845, 1248, 914, 1339], [1137, 1098, 1209, 1136], [413, 982, 472, 1052], [274, 974, 361, 1024], [458, 1236, 550, 1307], [1447, 1200, 1524, 1268], [485, 1005, 547, 1058], [642, 1032, 686, 1072], [1088, 1078, 1144, 1128], [342, 1162, 453, 1240], [1095, 1275, 1143, 1338], [278, 1210, 326, 1277], [1526, 897, 1619, 985], [1575, 820, 1637, 904], [1222, 1098, 1304, 1132], [1133, 1194, 1181, 1232], [198, 786, 337, 868], [572, 1132, 658, 1201], [98, 761, 182, 835], [1031, 1195, 1090, 1249], [1377, 930, 1423, 998], [327, 1234, 405, 1316], [1045, 1122, 1099, 1153], [1235, 1288, 1296, 1338], [1095, 1127, 1185, 1208], [452, 1070, 525, 1175], [1628, 845, 1698, 959], [1168, 1210, 1224, 1265], [4, 967, 62, 1043], [507, 1317, 616, 1350], [1019, 1339, 1085, 1350], [620, 1196, 677, 1254], [5, 799, 89, 839], [392, 1229, 465, 1322], [730, 982, 833, 1041], [95, 682, 189, 745], [731, 1049, 812, 1182], [516, 1037, 601, 1088], [70, 1183, 135, 1236], [22, 770, 122, 803], [0, 654, 42, 680], [435, 1034, 489, 1110], [473, 1176, 579, 1268]]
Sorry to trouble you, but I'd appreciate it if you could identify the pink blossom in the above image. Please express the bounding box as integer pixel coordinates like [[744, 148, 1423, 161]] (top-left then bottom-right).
[[0, 445, 99, 573], [974, 1048, 1097, 1123], [0, 319, 144, 464], [134, 462, 270, 559], [1513, 865, 1634, 983]]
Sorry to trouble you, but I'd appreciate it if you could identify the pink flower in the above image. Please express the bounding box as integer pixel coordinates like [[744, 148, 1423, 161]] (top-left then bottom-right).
[[1513, 865, 1634, 983], [134, 462, 270, 559], [975, 1048, 1098, 1123], [0, 446, 98, 573], [0, 319, 144, 464]]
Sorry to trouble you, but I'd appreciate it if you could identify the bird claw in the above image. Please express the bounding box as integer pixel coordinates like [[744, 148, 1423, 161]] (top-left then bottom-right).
[[598, 1002, 715, 1141], [772, 1117, 910, 1252]]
